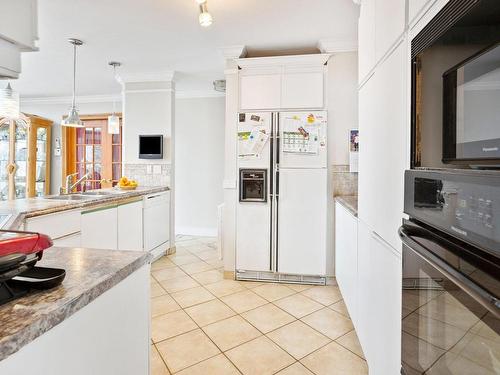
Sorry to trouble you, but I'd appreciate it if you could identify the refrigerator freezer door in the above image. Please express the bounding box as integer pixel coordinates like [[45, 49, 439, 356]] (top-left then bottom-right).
[[277, 168, 327, 275], [238, 112, 272, 169], [279, 111, 327, 169], [236, 196, 272, 272]]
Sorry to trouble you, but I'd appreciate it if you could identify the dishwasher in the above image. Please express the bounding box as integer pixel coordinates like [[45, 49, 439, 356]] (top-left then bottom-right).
[[143, 192, 170, 256]]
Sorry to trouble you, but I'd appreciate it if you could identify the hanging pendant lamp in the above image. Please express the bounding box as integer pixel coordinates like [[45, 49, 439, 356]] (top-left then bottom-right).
[[107, 61, 121, 134], [0, 83, 20, 120], [62, 38, 84, 128]]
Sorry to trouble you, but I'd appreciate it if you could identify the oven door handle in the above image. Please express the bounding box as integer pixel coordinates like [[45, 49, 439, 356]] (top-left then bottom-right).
[[399, 224, 500, 319]]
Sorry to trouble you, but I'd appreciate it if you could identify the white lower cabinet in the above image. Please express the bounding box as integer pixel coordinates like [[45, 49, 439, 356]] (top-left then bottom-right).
[[53, 232, 81, 248], [118, 200, 143, 251], [81, 205, 118, 250], [334, 202, 358, 324], [357, 220, 402, 375]]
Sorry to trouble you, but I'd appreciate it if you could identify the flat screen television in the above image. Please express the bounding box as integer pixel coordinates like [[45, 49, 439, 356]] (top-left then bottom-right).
[[139, 135, 163, 159], [443, 42, 500, 165]]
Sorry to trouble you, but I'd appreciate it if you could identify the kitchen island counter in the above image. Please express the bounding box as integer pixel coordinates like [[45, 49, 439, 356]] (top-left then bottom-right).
[[0, 247, 151, 373]]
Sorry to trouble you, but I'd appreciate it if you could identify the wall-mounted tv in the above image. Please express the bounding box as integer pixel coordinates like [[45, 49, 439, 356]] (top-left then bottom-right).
[[139, 135, 163, 159]]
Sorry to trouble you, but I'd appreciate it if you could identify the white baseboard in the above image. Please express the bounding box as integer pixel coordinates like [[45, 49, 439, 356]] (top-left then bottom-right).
[[176, 226, 217, 237]]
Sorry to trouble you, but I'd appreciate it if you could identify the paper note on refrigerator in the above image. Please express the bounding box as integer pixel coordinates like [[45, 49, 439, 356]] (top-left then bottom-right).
[[282, 125, 320, 154], [238, 127, 269, 157], [248, 127, 269, 155]]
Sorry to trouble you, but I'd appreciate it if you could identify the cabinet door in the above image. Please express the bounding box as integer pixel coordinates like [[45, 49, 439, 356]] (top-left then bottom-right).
[[375, 0, 406, 60], [0, 0, 38, 49], [81, 206, 118, 250], [118, 200, 143, 251], [358, 41, 407, 250], [53, 232, 81, 248], [408, 0, 432, 25], [334, 202, 358, 324], [357, 221, 402, 375], [240, 71, 281, 110], [358, 0, 376, 83], [281, 68, 324, 109]]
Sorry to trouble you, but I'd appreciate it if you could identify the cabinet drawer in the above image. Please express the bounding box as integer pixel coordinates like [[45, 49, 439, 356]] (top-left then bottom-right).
[[25, 209, 81, 240]]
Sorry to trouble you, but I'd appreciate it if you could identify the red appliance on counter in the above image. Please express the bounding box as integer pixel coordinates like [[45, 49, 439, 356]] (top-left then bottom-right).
[[0, 230, 65, 306]]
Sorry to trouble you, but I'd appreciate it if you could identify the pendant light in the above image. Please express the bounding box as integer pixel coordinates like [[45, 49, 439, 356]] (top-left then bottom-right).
[[62, 38, 84, 128], [0, 83, 20, 120], [196, 0, 213, 27], [107, 61, 121, 135]]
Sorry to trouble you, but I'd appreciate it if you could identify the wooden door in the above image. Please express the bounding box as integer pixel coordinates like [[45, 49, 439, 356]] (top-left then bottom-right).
[[63, 114, 122, 191]]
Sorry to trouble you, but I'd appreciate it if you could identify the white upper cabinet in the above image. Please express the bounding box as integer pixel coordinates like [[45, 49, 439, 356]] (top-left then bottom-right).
[[408, 0, 432, 25], [358, 0, 376, 83], [0, 0, 38, 78], [375, 0, 406, 61], [358, 41, 407, 250], [240, 68, 282, 110], [238, 54, 329, 111], [281, 67, 324, 109]]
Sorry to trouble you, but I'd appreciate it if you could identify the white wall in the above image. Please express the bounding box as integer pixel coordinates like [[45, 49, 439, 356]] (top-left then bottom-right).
[[122, 81, 174, 165], [327, 52, 359, 166], [20, 100, 118, 195], [175, 96, 225, 236]]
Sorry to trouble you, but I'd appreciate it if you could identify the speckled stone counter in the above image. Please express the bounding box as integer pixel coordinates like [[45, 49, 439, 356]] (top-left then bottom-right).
[[0, 186, 169, 230], [335, 195, 358, 217], [0, 247, 150, 362]]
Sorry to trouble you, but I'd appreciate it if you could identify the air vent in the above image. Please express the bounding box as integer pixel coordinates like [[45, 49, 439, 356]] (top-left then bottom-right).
[[213, 79, 226, 93], [411, 0, 480, 59]]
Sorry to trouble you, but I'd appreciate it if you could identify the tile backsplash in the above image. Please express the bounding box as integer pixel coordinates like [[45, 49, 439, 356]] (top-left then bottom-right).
[[123, 163, 171, 187], [332, 165, 358, 197]]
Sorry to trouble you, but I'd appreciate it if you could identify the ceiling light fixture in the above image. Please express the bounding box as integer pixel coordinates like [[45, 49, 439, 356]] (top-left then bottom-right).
[[196, 0, 213, 27], [0, 83, 20, 120], [107, 61, 121, 135], [62, 38, 84, 128]]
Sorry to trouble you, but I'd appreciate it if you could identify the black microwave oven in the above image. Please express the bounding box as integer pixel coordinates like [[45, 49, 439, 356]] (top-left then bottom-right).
[[442, 42, 500, 165]]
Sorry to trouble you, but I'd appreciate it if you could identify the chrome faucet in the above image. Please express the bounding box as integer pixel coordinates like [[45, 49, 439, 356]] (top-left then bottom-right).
[[61, 172, 91, 194]]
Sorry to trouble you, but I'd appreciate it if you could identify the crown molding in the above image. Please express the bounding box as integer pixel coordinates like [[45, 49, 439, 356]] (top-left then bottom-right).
[[237, 53, 331, 68], [20, 94, 121, 105], [219, 45, 247, 60], [117, 71, 176, 84], [317, 38, 358, 53], [176, 90, 225, 99]]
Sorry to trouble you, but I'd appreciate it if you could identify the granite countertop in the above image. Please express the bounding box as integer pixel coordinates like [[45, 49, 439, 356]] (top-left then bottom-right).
[[0, 247, 150, 362], [0, 186, 169, 230], [335, 195, 358, 217]]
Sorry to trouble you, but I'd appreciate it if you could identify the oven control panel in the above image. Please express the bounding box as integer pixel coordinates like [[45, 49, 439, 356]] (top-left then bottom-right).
[[404, 169, 500, 256]]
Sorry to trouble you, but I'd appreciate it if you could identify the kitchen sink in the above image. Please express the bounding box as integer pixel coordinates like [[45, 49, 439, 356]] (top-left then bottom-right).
[[44, 194, 96, 201], [80, 191, 115, 196]]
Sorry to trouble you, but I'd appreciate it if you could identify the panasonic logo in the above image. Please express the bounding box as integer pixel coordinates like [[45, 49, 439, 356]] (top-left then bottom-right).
[[482, 147, 499, 152], [451, 226, 467, 236]]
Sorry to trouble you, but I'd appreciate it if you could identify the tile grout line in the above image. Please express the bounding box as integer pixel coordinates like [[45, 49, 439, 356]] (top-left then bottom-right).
[[154, 237, 367, 374]]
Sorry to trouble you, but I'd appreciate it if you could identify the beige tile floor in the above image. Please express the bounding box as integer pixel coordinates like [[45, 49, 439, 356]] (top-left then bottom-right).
[[150, 235, 367, 375]]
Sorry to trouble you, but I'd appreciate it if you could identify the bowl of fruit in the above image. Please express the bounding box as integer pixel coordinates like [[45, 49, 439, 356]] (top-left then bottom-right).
[[118, 177, 138, 190]]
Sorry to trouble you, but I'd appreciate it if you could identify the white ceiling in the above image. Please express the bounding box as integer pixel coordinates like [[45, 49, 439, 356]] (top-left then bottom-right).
[[14, 0, 359, 99]]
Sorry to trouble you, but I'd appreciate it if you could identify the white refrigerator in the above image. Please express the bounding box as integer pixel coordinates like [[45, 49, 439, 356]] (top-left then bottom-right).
[[236, 111, 327, 278]]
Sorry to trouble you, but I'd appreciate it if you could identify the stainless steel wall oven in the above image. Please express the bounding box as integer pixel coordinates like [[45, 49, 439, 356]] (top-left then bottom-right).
[[400, 169, 499, 374]]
